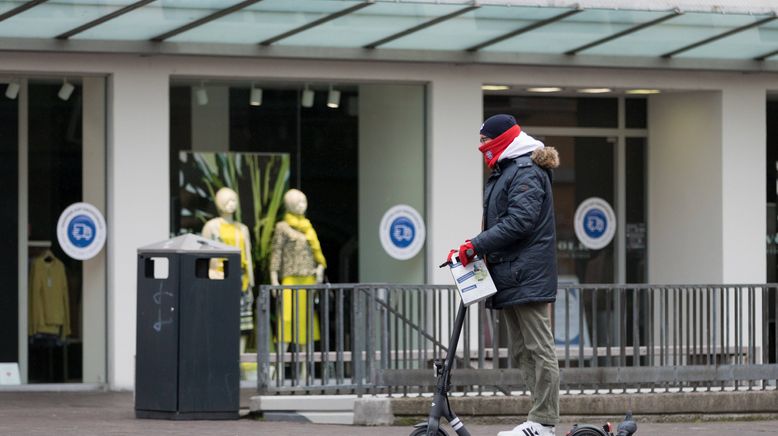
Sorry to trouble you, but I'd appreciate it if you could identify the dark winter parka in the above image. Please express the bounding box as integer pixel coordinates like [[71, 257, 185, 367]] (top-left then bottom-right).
[[471, 147, 560, 309]]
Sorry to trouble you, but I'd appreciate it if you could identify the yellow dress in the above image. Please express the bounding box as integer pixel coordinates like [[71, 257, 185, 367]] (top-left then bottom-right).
[[212, 219, 251, 292], [278, 276, 321, 345], [205, 218, 254, 332]]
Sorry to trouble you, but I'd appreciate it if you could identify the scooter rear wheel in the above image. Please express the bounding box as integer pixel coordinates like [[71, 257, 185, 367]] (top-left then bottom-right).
[[409, 426, 448, 436]]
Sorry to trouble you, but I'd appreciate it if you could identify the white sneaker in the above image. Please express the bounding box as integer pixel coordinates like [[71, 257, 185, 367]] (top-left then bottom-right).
[[497, 420, 555, 436]]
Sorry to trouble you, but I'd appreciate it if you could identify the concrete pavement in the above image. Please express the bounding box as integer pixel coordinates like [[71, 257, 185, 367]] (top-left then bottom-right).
[[1, 391, 777, 435]]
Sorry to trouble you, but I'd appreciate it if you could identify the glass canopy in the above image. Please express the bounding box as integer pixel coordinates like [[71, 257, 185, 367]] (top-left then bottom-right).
[[0, 0, 776, 68]]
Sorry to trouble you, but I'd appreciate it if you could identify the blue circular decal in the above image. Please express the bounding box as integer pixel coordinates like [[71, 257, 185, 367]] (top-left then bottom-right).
[[389, 217, 415, 248], [58, 203, 107, 260], [67, 215, 96, 248], [574, 198, 616, 250], [583, 209, 607, 239], [379, 205, 426, 260]]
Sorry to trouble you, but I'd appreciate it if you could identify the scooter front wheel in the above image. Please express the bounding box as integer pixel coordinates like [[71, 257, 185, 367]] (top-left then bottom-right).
[[409, 426, 448, 436]]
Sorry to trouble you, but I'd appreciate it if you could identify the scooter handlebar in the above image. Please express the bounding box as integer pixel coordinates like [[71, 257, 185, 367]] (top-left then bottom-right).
[[439, 249, 476, 268]]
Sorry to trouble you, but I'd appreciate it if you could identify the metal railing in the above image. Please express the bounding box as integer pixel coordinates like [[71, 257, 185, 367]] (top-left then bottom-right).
[[255, 284, 778, 396]]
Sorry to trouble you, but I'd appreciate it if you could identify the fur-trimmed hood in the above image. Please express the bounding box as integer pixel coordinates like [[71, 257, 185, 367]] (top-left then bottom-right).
[[531, 147, 560, 169]]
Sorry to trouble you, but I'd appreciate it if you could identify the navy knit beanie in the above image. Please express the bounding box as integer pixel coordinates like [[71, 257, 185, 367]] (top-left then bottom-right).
[[480, 114, 517, 139]]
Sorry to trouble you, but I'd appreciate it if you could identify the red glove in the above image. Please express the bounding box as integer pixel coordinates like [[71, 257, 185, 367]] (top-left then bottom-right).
[[458, 240, 476, 267]]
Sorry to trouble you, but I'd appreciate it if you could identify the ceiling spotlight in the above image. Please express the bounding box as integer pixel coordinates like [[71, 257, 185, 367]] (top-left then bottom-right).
[[58, 79, 74, 101], [482, 84, 510, 91], [250, 84, 263, 106], [196, 82, 208, 106], [5, 79, 19, 100], [626, 89, 661, 95], [577, 88, 612, 94], [301, 84, 314, 108], [327, 85, 340, 109], [526, 87, 563, 93]]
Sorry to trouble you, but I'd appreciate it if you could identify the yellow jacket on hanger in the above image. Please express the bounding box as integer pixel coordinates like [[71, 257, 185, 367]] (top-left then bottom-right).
[[28, 254, 71, 338]]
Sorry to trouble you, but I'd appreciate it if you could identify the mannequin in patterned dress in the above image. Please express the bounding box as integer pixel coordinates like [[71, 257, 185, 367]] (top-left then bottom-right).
[[270, 189, 326, 351]]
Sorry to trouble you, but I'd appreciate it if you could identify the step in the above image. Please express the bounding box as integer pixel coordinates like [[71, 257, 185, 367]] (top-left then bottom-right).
[[250, 394, 358, 412]]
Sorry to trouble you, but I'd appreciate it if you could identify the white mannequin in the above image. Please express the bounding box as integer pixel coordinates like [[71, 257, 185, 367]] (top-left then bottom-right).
[[202, 187, 255, 287], [202, 187, 255, 354], [269, 189, 325, 286]]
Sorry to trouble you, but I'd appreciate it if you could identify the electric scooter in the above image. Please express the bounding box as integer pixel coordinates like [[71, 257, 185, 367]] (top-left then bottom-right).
[[409, 254, 475, 436], [411, 252, 639, 436]]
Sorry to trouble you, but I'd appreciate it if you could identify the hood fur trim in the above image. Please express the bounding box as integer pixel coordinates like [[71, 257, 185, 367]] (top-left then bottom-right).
[[531, 147, 559, 169]]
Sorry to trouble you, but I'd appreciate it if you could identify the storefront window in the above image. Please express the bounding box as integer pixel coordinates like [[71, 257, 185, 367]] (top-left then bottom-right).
[[27, 81, 84, 382], [551, 136, 616, 283], [767, 100, 778, 283], [170, 83, 360, 285], [169, 80, 427, 370], [484, 94, 648, 283], [0, 82, 19, 369], [485, 95, 618, 128], [625, 137, 647, 283], [0, 77, 107, 384]]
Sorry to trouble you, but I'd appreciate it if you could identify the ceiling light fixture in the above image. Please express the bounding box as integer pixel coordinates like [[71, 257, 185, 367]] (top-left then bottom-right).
[[5, 79, 19, 100], [327, 85, 340, 109], [301, 84, 314, 108], [58, 78, 74, 101], [482, 84, 510, 91], [626, 89, 661, 95], [526, 87, 563, 93], [250, 83, 263, 106], [196, 82, 208, 106], [577, 88, 612, 94]]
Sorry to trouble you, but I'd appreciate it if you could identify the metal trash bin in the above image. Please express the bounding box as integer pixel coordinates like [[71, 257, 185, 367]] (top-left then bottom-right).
[[135, 234, 241, 420]]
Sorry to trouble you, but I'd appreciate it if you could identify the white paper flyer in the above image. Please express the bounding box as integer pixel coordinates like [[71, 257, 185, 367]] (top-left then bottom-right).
[[449, 256, 498, 306]]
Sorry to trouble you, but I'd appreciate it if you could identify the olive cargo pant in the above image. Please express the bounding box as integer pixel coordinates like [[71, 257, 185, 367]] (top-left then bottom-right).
[[503, 302, 560, 426]]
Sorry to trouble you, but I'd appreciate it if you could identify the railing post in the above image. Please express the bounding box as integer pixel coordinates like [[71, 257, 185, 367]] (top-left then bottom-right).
[[257, 285, 271, 395], [352, 286, 365, 395], [366, 286, 375, 394]]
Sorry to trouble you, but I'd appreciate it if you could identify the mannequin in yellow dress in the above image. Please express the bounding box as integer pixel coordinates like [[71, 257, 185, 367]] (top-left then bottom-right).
[[202, 187, 255, 353], [270, 189, 326, 354]]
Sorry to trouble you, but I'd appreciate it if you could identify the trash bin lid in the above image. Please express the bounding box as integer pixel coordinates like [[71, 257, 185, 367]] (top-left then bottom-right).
[[138, 233, 240, 254]]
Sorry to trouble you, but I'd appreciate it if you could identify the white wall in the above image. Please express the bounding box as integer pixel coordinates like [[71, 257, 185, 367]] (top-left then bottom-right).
[[426, 75, 484, 285], [648, 89, 767, 284], [107, 66, 170, 390], [648, 92, 723, 283], [721, 85, 766, 283], [358, 84, 426, 282]]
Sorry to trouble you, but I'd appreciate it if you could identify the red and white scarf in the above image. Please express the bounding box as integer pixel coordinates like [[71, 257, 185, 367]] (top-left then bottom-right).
[[479, 125, 544, 168]]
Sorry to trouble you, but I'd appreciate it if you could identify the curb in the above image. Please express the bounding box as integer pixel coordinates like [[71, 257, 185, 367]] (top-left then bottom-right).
[[356, 390, 778, 426]]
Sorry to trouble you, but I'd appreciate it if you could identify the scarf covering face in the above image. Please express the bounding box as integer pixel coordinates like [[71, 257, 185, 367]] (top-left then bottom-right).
[[479, 124, 521, 168], [499, 131, 545, 162], [284, 212, 327, 268]]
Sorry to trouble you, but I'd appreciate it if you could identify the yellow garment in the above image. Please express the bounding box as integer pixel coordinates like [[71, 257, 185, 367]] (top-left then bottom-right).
[[216, 220, 251, 292], [284, 213, 327, 268], [277, 275, 321, 345], [28, 254, 71, 338]]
